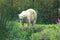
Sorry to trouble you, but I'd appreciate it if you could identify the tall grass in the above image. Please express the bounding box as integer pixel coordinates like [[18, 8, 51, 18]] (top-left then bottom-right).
[[5, 21, 60, 40]]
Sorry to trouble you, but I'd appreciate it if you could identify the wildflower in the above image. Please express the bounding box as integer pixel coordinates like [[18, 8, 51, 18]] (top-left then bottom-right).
[[56, 18, 60, 26]]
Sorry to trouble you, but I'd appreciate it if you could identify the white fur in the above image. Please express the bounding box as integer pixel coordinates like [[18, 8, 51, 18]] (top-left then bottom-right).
[[18, 9, 37, 27]]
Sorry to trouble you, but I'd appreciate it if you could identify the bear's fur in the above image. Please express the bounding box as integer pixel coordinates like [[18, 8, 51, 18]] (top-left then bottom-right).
[[18, 9, 37, 27]]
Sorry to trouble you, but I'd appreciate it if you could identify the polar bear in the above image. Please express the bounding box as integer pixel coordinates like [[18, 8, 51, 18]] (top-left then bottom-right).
[[18, 9, 37, 27]]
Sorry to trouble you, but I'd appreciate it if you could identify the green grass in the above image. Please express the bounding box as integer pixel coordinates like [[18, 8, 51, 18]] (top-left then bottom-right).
[[5, 21, 60, 40]]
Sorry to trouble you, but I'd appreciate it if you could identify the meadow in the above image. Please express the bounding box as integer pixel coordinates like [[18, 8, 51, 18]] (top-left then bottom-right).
[[0, 0, 60, 40], [4, 21, 60, 40]]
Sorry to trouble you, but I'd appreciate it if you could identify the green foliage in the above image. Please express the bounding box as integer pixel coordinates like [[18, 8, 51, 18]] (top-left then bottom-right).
[[31, 24, 60, 40], [6, 21, 34, 40], [0, 0, 59, 23], [3, 21, 60, 40], [0, 0, 60, 40]]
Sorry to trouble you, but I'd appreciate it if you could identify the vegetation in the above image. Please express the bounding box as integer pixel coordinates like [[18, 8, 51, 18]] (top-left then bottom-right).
[[0, 0, 60, 40], [0, 21, 60, 40], [3, 21, 60, 40]]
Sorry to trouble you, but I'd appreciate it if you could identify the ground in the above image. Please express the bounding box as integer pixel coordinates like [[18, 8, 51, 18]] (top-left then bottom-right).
[[5, 21, 60, 40]]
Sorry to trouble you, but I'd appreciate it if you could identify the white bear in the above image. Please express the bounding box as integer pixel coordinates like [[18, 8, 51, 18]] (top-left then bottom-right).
[[18, 9, 37, 27]]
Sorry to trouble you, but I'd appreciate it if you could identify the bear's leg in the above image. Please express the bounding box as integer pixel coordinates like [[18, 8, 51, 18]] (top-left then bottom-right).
[[27, 20, 30, 27], [20, 21, 24, 27], [22, 22, 24, 27], [32, 20, 36, 27]]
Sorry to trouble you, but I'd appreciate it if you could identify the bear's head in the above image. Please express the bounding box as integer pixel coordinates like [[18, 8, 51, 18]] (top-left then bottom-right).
[[18, 11, 27, 21]]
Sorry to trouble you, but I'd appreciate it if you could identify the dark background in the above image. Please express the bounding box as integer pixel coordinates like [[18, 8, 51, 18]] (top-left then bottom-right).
[[0, 0, 60, 24]]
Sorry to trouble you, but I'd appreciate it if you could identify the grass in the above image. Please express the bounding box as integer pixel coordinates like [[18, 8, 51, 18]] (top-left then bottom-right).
[[5, 21, 60, 40]]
